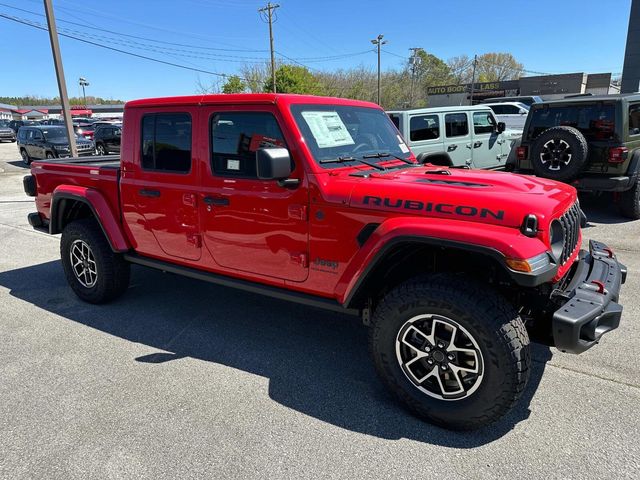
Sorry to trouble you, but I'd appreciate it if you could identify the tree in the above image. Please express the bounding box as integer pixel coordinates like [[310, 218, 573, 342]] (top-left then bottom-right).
[[221, 75, 246, 94], [411, 50, 454, 87], [240, 63, 270, 93], [475, 53, 524, 82], [447, 55, 473, 84], [263, 64, 324, 95]]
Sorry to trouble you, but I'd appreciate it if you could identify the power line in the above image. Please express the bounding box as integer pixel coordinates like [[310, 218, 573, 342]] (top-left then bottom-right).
[[0, 12, 245, 80], [0, 2, 270, 53]]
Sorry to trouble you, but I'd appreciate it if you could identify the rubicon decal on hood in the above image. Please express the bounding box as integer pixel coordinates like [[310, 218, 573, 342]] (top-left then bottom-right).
[[362, 195, 505, 220]]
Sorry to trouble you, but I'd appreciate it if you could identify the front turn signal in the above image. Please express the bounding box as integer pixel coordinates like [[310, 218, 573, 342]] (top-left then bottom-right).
[[506, 252, 551, 274]]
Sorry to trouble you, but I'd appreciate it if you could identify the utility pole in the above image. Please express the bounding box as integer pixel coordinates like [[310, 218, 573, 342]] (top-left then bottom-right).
[[79, 77, 89, 106], [43, 0, 77, 156], [409, 47, 422, 108], [258, 2, 280, 93], [371, 34, 387, 105], [469, 54, 478, 105]]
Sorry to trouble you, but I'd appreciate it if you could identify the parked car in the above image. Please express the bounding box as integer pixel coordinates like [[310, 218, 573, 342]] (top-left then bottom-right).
[[387, 106, 513, 169], [40, 118, 65, 125], [484, 102, 530, 131], [8, 120, 37, 134], [93, 123, 121, 155], [17, 125, 94, 164], [0, 122, 16, 142], [481, 95, 542, 107], [24, 93, 627, 431], [73, 123, 95, 140], [511, 93, 640, 219]]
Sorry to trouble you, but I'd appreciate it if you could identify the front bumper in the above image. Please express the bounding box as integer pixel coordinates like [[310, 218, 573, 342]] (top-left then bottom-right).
[[552, 240, 627, 354]]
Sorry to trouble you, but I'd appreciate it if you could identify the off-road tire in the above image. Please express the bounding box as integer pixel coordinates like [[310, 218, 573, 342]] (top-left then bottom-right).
[[60, 218, 130, 304], [531, 126, 588, 182], [620, 177, 640, 219], [368, 274, 530, 430]]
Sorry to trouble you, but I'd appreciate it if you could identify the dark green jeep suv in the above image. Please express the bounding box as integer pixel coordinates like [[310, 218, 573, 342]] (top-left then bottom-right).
[[512, 93, 640, 219]]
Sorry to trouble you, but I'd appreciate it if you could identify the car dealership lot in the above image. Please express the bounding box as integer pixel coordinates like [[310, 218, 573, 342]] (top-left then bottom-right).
[[0, 141, 638, 479]]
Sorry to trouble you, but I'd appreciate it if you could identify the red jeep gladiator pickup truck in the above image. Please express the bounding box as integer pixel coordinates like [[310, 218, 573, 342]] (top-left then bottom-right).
[[24, 94, 627, 430]]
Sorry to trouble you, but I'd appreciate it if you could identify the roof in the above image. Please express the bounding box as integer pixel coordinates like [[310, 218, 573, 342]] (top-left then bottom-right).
[[387, 105, 494, 115], [125, 93, 380, 109], [538, 93, 640, 105]]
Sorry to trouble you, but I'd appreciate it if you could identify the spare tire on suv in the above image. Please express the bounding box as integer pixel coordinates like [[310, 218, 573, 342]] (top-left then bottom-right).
[[530, 126, 588, 182]]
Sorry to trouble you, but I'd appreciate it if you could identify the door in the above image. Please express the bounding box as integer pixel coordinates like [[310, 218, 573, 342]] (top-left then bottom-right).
[[199, 108, 309, 282], [407, 113, 443, 159], [443, 112, 472, 167], [470, 110, 502, 169], [29, 130, 45, 158], [111, 126, 122, 153], [124, 111, 201, 261]]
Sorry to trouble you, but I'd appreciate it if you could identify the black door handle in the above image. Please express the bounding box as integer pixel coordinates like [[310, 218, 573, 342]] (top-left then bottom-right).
[[474, 141, 483, 148], [203, 196, 229, 206], [138, 189, 161, 198], [447, 145, 458, 152]]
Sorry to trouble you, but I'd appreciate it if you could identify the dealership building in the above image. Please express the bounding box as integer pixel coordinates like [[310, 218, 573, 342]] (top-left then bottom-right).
[[0, 103, 124, 121], [425, 72, 619, 107]]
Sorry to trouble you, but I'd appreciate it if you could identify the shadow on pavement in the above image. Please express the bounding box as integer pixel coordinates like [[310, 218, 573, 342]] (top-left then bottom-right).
[[6, 160, 29, 169], [0, 260, 552, 447], [579, 192, 636, 225]]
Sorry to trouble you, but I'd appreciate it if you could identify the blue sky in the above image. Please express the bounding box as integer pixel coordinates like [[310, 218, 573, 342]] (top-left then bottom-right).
[[0, 0, 631, 101]]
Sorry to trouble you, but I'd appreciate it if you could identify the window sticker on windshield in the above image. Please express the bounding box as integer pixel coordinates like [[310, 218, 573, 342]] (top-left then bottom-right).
[[301, 111, 355, 148], [397, 135, 410, 153], [227, 159, 240, 170]]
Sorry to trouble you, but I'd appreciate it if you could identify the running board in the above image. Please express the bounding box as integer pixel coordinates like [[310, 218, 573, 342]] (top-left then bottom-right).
[[123, 253, 357, 315]]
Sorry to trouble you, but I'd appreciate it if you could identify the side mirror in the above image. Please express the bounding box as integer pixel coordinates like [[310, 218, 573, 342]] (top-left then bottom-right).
[[256, 147, 293, 181], [497, 122, 506, 133], [115, 130, 121, 136], [519, 109, 528, 115]]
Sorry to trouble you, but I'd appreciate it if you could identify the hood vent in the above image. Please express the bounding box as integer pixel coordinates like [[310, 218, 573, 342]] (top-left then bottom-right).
[[415, 178, 489, 188]]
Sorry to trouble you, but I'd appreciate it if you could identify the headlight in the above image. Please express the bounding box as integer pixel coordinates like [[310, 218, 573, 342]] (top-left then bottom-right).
[[506, 252, 552, 273], [549, 220, 565, 260]]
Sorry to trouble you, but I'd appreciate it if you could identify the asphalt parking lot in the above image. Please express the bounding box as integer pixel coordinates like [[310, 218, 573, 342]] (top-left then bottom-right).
[[0, 141, 638, 479]]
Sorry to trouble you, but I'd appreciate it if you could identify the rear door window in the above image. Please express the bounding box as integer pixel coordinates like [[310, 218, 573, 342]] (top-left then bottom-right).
[[141, 113, 192, 173], [445, 113, 469, 137], [409, 114, 440, 141]]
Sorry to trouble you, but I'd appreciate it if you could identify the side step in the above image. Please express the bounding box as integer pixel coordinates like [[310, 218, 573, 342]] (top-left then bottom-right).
[[123, 253, 358, 316]]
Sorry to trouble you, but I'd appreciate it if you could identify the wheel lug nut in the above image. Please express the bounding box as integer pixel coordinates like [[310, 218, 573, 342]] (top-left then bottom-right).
[[437, 343, 444, 348], [441, 364, 447, 370], [425, 346, 431, 352], [448, 354, 454, 361], [427, 359, 434, 365]]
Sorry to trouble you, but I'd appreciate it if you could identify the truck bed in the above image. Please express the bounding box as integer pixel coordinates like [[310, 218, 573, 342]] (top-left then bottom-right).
[[34, 154, 121, 169], [30, 155, 122, 226]]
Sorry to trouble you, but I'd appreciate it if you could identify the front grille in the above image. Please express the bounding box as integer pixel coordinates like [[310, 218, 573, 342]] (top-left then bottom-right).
[[558, 202, 581, 265]]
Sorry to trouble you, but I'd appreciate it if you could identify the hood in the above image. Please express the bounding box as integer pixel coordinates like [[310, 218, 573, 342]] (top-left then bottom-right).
[[342, 165, 576, 229], [48, 137, 92, 146]]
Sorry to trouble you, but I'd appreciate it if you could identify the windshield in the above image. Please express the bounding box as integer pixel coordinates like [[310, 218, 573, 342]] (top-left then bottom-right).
[[42, 128, 68, 140], [290, 104, 411, 167]]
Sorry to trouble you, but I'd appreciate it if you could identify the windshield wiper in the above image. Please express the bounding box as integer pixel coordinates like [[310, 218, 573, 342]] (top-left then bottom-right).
[[319, 156, 386, 171], [363, 152, 416, 165]]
